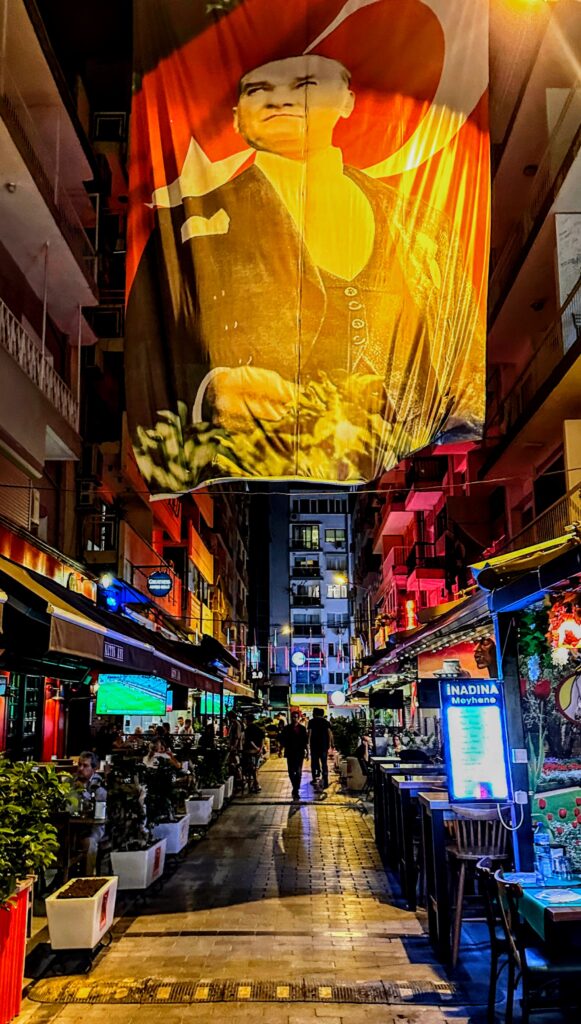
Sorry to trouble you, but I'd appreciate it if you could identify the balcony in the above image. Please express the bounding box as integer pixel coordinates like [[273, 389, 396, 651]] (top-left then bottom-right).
[[292, 625, 324, 638], [489, 84, 581, 321], [291, 594, 322, 607], [1, 68, 97, 294], [497, 481, 581, 556], [291, 565, 322, 579], [405, 458, 448, 512], [485, 277, 581, 467], [406, 542, 446, 590], [83, 512, 119, 564], [383, 545, 408, 581], [372, 490, 414, 552], [0, 298, 78, 429], [291, 540, 321, 552]]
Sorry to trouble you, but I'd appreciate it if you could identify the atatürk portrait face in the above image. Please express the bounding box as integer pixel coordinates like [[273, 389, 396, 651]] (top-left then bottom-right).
[[233, 54, 354, 159]]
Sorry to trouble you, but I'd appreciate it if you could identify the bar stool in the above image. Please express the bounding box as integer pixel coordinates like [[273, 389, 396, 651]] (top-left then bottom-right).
[[448, 805, 511, 967]]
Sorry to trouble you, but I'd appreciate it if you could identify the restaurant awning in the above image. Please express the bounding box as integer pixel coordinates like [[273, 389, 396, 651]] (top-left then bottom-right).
[[224, 678, 255, 698], [471, 534, 581, 613], [0, 554, 105, 662], [0, 554, 221, 692]]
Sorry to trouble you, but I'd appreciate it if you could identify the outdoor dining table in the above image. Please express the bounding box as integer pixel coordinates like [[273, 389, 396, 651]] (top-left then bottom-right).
[[505, 872, 581, 946], [378, 763, 447, 869], [391, 775, 447, 910]]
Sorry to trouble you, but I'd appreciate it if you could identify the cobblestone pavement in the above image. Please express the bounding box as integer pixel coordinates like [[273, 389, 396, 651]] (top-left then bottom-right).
[[20, 760, 479, 1024]]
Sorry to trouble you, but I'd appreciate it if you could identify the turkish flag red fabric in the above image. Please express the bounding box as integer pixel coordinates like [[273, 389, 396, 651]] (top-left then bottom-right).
[[126, 0, 489, 494]]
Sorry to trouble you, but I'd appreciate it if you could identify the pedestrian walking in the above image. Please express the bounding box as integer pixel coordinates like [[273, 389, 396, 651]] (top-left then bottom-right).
[[279, 710, 308, 800], [308, 707, 334, 789]]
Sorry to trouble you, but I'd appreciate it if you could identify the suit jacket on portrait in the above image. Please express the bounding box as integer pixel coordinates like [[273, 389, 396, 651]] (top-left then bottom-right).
[[125, 162, 483, 443]]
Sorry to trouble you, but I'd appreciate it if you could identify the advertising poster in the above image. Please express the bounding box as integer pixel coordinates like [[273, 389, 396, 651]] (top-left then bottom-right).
[[126, 0, 490, 493], [418, 637, 498, 680], [519, 597, 581, 870]]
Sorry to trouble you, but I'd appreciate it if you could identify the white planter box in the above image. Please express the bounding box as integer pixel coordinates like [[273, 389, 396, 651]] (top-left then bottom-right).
[[199, 784, 225, 811], [153, 815, 190, 854], [338, 759, 348, 779], [110, 839, 166, 890], [225, 775, 234, 799], [185, 796, 214, 827], [46, 877, 118, 950]]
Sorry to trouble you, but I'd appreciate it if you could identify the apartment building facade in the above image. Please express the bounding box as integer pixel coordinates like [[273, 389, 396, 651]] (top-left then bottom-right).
[[351, 0, 581, 683]]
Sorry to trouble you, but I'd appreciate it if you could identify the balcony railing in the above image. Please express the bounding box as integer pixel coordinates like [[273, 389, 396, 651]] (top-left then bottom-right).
[[83, 513, 119, 554], [1, 69, 97, 291], [489, 86, 581, 315], [291, 540, 321, 551], [405, 458, 447, 490], [0, 298, 79, 428], [291, 595, 322, 607], [498, 482, 581, 556], [488, 275, 581, 439], [406, 542, 446, 574], [290, 566, 322, 578], [292, 625, 324, 637]]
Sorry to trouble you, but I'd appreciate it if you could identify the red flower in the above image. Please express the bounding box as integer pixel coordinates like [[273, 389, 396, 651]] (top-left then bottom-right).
[[576, 798, 581, 806], [556, 826, 564, 835], [538, 798, 547, 810], [533, 679, 551, 700], [547, 813, 554, 821], [575, 808, 581, 817], [558, 809, 568, 819], [573, 822, 579, 829]]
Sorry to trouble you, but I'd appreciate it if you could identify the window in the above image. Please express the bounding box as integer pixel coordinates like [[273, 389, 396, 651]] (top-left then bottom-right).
[[326, 556, 347, 572], [292, 525, 320, 549], [328, 643, 335, 658], [292, 612, 321, 625], [327, 613, 350, 629], [327, 583, 348, 599], [325, 529, 345, 549]]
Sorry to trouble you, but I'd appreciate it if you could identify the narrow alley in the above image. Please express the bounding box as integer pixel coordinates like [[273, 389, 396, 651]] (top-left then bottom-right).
[[23, 761, 484, 1024]]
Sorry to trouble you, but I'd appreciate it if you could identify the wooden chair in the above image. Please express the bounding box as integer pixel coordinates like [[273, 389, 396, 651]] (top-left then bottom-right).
[[448, 805, 511, 967], [476, 857, 511, 1021], [494, 870, 581, 1024]]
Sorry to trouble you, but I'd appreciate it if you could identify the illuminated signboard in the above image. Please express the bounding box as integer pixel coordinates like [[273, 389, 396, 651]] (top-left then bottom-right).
[[418, 638, 498, 680], [440, 679, 512, 802]]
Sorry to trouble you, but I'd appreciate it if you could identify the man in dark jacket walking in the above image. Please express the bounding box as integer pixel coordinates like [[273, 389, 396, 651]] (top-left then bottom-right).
[[279, 710, 309, 800], [308, 707, 334, 789]]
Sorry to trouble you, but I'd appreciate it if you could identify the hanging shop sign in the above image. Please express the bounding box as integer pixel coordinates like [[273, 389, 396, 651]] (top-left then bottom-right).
[[147, 571, 173, 597], [418, 637, 498, 680], [440, 679, 512, 802], [126, 0, 490, 494]]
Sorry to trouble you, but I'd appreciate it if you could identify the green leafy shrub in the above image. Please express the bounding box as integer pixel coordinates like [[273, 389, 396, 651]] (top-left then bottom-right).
[[0, 760, 70, 906]]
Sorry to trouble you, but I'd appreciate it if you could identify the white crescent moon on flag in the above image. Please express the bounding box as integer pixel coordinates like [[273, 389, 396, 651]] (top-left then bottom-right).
[[150, 0, 488, 206], [307, 0, 489, 179]]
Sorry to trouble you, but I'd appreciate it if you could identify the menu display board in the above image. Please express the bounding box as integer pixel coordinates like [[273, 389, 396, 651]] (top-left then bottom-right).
[[441, 680, 512, 802]]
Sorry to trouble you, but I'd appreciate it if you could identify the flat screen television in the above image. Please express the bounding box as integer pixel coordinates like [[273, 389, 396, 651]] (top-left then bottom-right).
[[96, 673, 167, 715], [199, 692, 234, 716]]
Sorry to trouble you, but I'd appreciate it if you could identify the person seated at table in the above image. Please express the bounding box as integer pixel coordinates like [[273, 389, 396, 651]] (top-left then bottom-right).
[[75, 751, 107, 875], [198, 722, 216, 750], [142, 738, 182, 769], [175, 716, 185, 733], [162, 721, 175, 749], [180, 717, 195, 736]]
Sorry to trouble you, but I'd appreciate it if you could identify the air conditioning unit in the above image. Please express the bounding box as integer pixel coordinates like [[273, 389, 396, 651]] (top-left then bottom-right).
[[80, 444, 103, 480]]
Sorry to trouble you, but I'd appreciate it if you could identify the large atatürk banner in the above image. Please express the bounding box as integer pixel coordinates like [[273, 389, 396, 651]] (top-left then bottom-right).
[[126, 0, 489, 494]]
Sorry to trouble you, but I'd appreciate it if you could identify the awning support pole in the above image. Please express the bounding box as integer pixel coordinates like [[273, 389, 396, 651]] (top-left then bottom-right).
[[496, 612, 533, 871]]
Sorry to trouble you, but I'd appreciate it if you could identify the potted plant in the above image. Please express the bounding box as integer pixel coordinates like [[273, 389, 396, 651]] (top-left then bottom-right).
[[181, 763, 214, 828], [197, 749, 228, 811], [45, 876, 118, 950], [107, 760, 166, 890], [0, 760, 69, 1024], [145, 762, 190, 855]]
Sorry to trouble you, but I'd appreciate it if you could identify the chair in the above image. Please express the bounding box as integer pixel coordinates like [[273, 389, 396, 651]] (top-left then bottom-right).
[[476, 857, 511, 1021], [346, 756, 367, 791], [448, 805, 511, 967], [494, 870, 581, 1024]]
